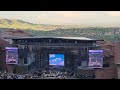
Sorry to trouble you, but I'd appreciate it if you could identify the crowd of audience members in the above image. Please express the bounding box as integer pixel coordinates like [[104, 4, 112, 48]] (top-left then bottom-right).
[[0, 68, 96, 79], [0, 69, 77, 79]]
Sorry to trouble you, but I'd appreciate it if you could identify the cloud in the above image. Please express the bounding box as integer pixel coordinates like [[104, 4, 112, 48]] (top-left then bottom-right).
[[54, 11, 82, 18], [34, 11, 98, 24], [54, 11, 101, 19]]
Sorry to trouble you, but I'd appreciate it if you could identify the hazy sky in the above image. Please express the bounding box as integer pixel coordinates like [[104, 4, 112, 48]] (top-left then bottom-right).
[[0, 11, 120, 26]]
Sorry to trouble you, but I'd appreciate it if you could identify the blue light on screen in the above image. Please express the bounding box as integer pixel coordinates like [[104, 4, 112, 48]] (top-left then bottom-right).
[[49, 54, 64, 66]]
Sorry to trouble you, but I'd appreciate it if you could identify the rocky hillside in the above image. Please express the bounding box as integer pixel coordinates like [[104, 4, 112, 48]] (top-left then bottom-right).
[[0, 28, 33, 38], [0, 18, 81, 30], [97, 41, 114, 57], [0, 38, 9, 71]]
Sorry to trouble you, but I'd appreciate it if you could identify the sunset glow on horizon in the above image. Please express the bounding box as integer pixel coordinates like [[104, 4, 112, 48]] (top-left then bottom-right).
[[0, 11, 120, 26]]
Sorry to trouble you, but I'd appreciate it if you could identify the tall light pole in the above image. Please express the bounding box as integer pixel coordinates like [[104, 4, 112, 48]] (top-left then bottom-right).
[[113, 28, 118, 78], [114, 28, 116, 43], [113, 28, 116, 61], [0, 30, 2, 38]]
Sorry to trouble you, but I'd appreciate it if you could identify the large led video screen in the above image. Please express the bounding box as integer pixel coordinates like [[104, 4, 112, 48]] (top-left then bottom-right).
[[6, 47, 18, 64], [88, 50, 103, 68], [49, 54, 64, 66]]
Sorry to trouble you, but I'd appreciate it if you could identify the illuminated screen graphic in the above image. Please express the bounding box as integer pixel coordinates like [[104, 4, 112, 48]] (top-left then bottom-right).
[[6, 47, 18, 64], [49, 54, 64, 66], [88, 50, 103, 68]]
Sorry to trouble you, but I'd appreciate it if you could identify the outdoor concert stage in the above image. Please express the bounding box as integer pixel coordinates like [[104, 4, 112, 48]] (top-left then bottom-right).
[[4, 36, 103, 77]]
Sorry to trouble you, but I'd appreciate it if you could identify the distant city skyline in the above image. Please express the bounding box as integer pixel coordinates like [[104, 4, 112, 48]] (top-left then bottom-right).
[[0, 11, 120, 26]]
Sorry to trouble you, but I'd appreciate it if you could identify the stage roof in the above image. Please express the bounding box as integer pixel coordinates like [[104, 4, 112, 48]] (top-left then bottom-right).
[[3, 36, 103, 41]]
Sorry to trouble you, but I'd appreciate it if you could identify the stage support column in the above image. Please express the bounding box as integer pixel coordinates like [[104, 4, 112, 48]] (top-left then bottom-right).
[[74, 47, 79, 75], [39, 47, 41, 68]]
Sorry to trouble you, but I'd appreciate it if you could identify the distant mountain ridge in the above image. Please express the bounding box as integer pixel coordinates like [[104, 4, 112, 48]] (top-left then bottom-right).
[[0, 18, 50, 30], [1, 18, 119, 31], [0, 18, 81, 30]]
